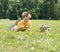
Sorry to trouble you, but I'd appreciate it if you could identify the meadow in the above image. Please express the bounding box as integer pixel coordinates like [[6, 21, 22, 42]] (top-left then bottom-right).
[[0, 19, 60, 52]]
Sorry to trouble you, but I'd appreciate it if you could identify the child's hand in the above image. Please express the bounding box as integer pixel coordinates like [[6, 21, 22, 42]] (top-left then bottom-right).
[[26, 28, 30, 32]]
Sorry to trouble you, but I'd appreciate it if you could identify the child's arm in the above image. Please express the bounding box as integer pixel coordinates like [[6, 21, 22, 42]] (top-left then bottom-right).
[[26, 21, 32, 32], [15, 21, 23, 31]]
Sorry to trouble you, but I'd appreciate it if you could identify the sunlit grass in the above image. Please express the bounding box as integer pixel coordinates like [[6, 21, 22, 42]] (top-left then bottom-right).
[[0, 19, 60, 52]]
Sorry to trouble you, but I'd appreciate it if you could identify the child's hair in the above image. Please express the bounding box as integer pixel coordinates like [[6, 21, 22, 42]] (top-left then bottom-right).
[[22, 12, 31, 18]]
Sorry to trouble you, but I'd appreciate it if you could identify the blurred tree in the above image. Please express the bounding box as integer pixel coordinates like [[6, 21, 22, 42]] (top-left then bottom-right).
[[0, 0, 9, 18], [43, 0, 58, 19], [0, 0, 60, 20]]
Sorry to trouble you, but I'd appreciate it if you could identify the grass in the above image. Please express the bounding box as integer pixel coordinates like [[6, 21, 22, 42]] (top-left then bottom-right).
[[0, 19, 60, 52]]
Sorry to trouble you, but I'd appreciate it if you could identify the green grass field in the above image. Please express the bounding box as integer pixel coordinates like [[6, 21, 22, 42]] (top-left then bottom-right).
[[0, 19, 60, 52]]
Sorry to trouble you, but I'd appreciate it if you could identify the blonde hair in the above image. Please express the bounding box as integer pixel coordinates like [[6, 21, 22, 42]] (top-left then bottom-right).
[[22, 12, 31, 18]]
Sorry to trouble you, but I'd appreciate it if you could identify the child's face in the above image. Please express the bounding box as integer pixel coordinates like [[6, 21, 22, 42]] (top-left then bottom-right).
[[23, 17, 29, 22]]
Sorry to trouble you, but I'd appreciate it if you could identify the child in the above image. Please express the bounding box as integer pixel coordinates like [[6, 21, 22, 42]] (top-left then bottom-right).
[[15, 12, 32, 32]]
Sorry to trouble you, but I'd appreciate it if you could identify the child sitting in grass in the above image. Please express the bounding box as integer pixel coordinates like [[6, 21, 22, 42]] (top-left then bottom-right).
[[15, 12, 32, 32]]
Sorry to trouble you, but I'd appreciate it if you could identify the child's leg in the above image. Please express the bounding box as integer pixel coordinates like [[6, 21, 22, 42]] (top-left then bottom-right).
[[9, 24, 16, 30]]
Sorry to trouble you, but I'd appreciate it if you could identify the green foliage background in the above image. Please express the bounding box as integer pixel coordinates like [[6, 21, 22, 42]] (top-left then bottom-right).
[[0, 0, 60, 20]]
